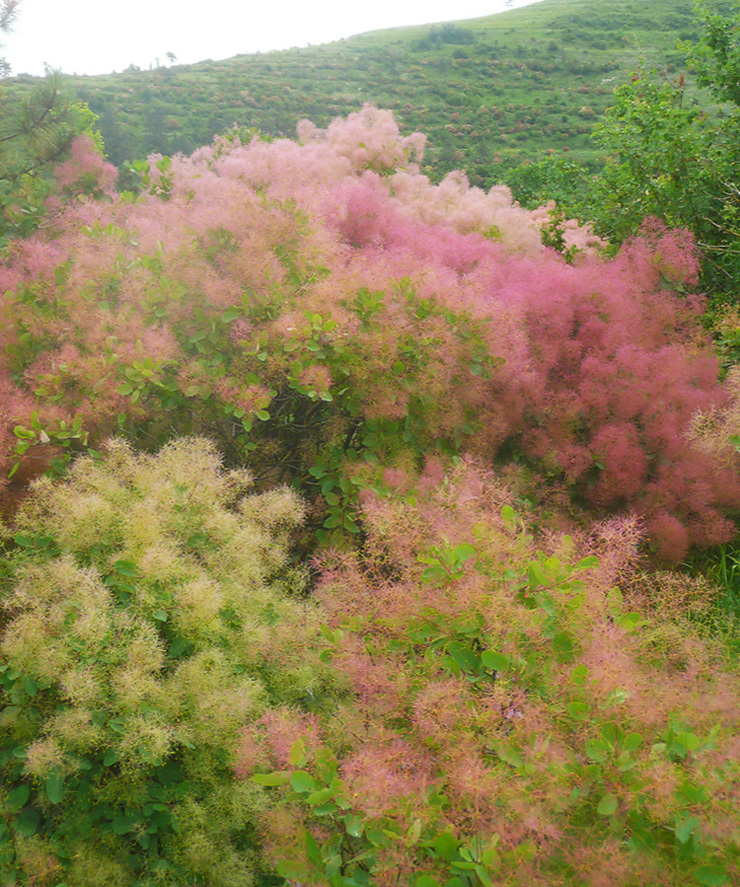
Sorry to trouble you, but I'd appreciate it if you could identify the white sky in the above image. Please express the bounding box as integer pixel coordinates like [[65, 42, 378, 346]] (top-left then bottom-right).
[[3, 0, 546, 77]]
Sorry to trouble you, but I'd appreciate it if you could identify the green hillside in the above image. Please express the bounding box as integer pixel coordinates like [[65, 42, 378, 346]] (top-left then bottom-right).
[[50, 0, 698, 187]]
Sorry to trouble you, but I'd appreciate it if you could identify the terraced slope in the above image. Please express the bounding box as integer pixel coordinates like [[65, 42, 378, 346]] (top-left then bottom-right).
[[12, 0, 698, 185]]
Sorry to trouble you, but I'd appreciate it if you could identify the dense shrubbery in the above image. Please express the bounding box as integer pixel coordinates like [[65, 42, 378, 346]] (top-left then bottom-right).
[[0, 106, 736, 558], [242, 463, 740, 886], [2, 441, 738, 885], [0, 437, 331, 885], [0, 105, 738, 881]]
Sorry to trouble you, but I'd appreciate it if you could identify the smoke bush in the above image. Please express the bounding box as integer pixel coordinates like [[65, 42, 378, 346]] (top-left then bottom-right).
[[0, 106, 737, 557], [240, 463, 740, 886], [0, 437, 334, 886]]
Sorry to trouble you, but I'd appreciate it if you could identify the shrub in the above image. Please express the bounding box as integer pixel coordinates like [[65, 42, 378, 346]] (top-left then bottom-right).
[[0, 106, 737, 558], [241, 463, 740, 886], [0, 437, 332, 886]]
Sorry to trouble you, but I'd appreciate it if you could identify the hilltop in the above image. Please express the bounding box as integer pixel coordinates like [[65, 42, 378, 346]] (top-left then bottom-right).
[[51, 0, 697, 186]]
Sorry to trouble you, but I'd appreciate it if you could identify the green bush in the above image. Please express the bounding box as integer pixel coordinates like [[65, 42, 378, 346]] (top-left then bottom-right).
[[0, 437, 332, 886]]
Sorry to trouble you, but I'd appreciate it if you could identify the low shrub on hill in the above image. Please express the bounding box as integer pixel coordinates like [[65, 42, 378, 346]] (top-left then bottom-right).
[[241, 461, 740, 886], [1, 440, 738, 886], [0, 437, 332, 886], [0, 106, 737, 558]]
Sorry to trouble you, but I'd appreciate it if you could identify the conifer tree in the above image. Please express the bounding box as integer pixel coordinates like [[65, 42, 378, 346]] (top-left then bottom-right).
[[0, 0, 20, 77], [0, 0, 94, 242]]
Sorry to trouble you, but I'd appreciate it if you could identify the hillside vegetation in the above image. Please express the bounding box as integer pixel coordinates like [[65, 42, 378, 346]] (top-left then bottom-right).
[[0, 107, 739, 887], [36, 0, 699, 185], [2, 2, 740, 884]]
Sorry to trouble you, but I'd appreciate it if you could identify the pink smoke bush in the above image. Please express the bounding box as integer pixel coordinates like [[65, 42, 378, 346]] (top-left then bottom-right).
[[0, 106, 737, 556], [53, 135, 118, 199], [238, 465, 740, 885], [530, 200, 608, 255]]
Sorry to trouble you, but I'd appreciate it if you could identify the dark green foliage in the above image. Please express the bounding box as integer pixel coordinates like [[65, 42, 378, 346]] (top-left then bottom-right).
[[548, 1, 740, 300], [0, 1, 104, 245], [411, 24, 477, 51], [504, 155, 599, 216], [687, 0, 740, 105]]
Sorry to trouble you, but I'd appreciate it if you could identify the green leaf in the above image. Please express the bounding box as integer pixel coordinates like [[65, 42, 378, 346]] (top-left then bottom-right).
[[113, 815, 138, 835], [344, 814, 364, 838], [618, 611, 643, 631], [7, 784, 30, 812], [481, 650, 510, 672], [305, 830, 324, 870], [168, 635, 187, 659], [677, 731, 700, 752], [491, 742, 523, 769], [405, 818, 422, 846], [675, 816, 699, 844], [528, 562, 546, 589], [307, 787, 336, 805], [365, 827, 389, 847], [45, 769, 64, 804], [481, 836, 501, 866], [112, 560, 138, 577], [552, 631, 575, 661], [571, 664, 589, 686], [416, 878, 441, 887], [453, 543, 477, 562], [567, 700, 590, 720], [103, 749, 121, 766], [252, 771, 291, 786], [13, 809, 39, 837], [422, 564, 447, 584], [585, 739, 608, 763], [694, 865, 728, 886], [597, 793, 618, 816], [290, 770, 317, 794], [432, 830, 458, 861], [600, 722, 619, 746], [475, 864, 495, 887], [312, 802, 339, 817], [22, 675, 38, 697], [500, 504, 516, 524], [447, 641, 480, 674], [289, 738, 307, 768]]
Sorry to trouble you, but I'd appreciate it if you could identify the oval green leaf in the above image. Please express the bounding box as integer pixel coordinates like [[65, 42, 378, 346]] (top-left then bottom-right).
[[597, 793, 618, 816], [45, 769, 64, 805]]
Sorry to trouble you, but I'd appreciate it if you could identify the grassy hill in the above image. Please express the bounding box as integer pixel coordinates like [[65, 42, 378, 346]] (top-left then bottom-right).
[[13, 0, 699, 187]]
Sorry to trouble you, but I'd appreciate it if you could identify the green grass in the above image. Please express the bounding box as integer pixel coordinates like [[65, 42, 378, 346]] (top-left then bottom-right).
[[7, 0, 698, 187]]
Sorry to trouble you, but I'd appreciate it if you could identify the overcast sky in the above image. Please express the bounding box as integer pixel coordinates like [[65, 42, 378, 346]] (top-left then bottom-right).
[[3, 0, 546, 77]]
